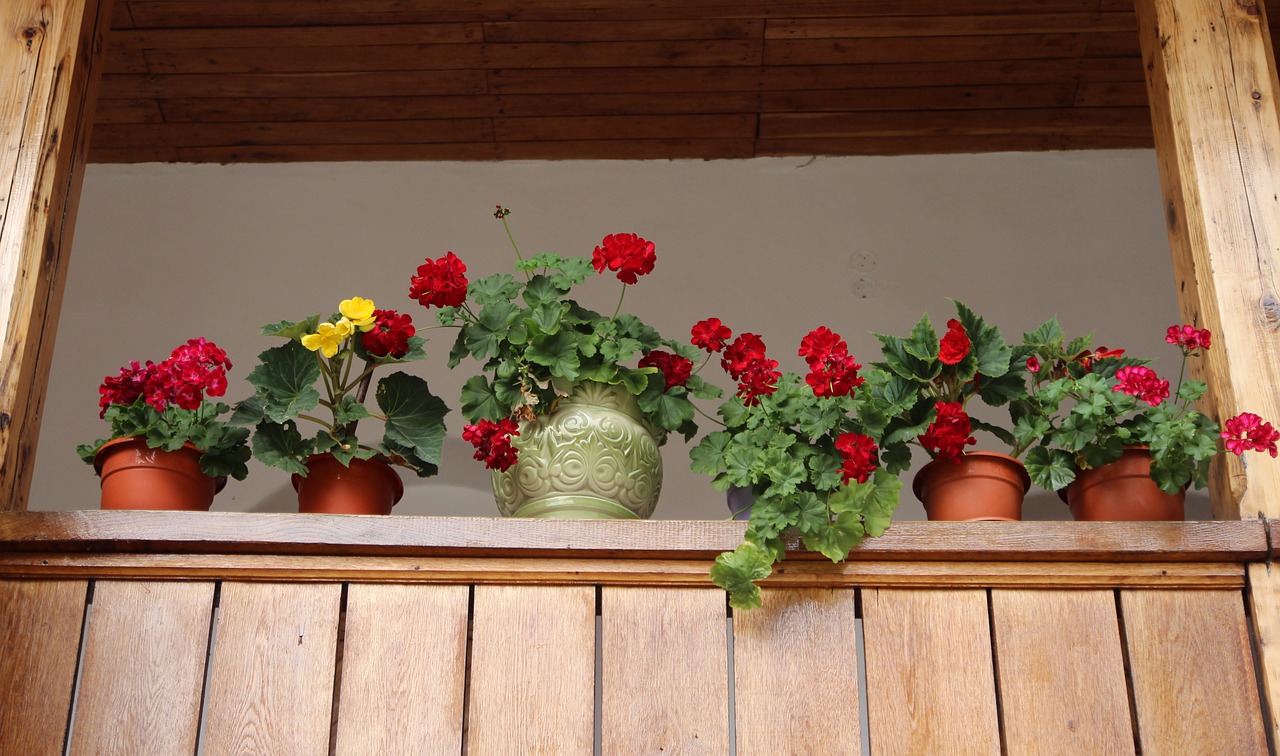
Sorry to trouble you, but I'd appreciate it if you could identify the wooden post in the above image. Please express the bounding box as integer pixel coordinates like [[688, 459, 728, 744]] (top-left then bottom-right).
[[0, 0, 112, 511], [1137, 0, 1280, 744], [1135, 0, 1280, 522]]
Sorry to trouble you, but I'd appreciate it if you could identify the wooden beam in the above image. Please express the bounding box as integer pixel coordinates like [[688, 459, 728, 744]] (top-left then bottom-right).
[[0, 0, 112, 511], [1136, 0, 1280, 521]]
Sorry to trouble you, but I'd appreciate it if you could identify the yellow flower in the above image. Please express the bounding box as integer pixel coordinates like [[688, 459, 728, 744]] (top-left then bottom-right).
[[334, 317, 354, 338], [340, 297, 377, 332], [300, 321, 347, 358]]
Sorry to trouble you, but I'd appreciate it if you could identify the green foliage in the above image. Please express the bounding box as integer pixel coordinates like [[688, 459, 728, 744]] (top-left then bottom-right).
[[237, 303, 450, 479], [79, 399, 251, 482], [695, 373, 902, 609]]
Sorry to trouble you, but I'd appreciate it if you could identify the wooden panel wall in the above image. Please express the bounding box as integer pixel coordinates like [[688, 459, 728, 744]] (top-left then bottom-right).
[[1, 575, 1268, 753]]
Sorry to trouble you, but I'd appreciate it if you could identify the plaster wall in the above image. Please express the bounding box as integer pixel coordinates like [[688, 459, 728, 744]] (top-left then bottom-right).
[[29, 151, 1209, 520]]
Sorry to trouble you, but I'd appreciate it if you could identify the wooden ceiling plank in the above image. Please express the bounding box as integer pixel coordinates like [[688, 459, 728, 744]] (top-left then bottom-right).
[[92, 118, 497, 149], [759, 106, 1153, 139], [110, 23, 482, 48], [492, 113, 758, 141], [1073, 80, 1149, 107], [760, 82, 1079, 112], [766, 12, 1138, 39], [482, 18, 765, 42], [755, 133, 1153, 156], [168, 138, 755, 162], [91, 97, 163, 124], [99, 70, 490, 99], [764, 33, 1091, 66]]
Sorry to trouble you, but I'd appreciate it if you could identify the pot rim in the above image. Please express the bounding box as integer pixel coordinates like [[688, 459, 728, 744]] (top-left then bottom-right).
[[93, 436, 227, 493]]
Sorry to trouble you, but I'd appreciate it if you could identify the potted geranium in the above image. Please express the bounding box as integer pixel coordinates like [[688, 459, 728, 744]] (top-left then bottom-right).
[[1012, 320, 1278, 519], [233, 296, 448, 514], [689, 322, 901, 609], [77, 338, 250, 510], [410, 206, 717, 519], [871, 301, 1032, 520]]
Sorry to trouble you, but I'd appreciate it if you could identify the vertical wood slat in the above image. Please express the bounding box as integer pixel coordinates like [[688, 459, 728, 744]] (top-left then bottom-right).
[[69, 581, 214, 755], [602, 587, 728, 753], [1121, 589, 1267, 754], [203, 582, 341, 755], [0, 579, 87, 756], [732, 587, 860, 754], [467, 585, 595, 754], [990, 589, 1134, 754], [1135, 0, 1280, 520], [1247, 561, 1280, 748], [0, 0, 114, 511], [862, 589, 1000, 755], [333, 584, 469, 754]]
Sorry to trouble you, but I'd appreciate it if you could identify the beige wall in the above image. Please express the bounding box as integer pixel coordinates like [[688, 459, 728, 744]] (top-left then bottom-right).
[[31, 151, 1209, 519]]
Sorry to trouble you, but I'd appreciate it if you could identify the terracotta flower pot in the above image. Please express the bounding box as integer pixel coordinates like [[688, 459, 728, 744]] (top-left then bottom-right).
[[292, 453, 404, 515], [1062, 447, 1185, 521], [913, 451, 1030, 521], [94, 437, 225, 511]]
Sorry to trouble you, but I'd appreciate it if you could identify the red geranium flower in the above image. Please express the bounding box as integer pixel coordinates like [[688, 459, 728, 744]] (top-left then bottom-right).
[[362, 309, 417, 359], [1222, 412, 1279, 457], [591, 233, 656, 285], [920, 402, 976, 462], [938, 319, 970, 365], [409, 251, 469, 309], [638, 350, 693, 390], [721, 333, 769, 381], [736, 359, 780, 406], [98, 360, 157, 417], [799, 327, 864, 398], [691, 318, 732, 353], [1166, 324, 1212, 353], [1026, 356, 1041, 374], [835, 432, 879, 484], [462, 418, 521, 471], [1112, 366, 1170, 407], [1077, 346, 1126, 371]]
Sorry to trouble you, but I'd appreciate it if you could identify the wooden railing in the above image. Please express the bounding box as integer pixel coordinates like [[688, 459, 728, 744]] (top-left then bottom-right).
[[0, 512, 1273, 754]]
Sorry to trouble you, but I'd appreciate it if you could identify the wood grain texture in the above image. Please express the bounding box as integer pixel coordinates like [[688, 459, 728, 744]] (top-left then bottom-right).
[[601, 587, 728, 753], [0, 0, 113, 511], [70, 581, 214, 755], [0, 553, 1248, 589], [732, 588, 859, 753], [1121, 589, 1268, 754], [0, 579, 87, 755], [332, 584, 468, 754], [1136, 0, 1280, 519], [0, 511, 1267, 562], [862, 589, 1000, 755], [203, 582, 341, 755], [466, 585, 594, 753], [1248, 561, 1280, 747], [990, 590, 1135, 753]]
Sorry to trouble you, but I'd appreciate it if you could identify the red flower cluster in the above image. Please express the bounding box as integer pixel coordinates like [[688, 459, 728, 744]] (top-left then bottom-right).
[[1166, 324, 1211, 353], [691, 317, 732, 353], [638, 350, 692, 390], [591, 233, 656, 285], [462, 418, 521, 471], [1222, 412, 1280, 457], [1112, 366, 1170, 407], [798, 326, 865, 398], [721, 333, 780, 405], [1077, 346, 1125, 371], [835, 432, 879, 484], [920, 402, 976, 462], [362, 309, 416, 359], [98, 338, 231, 417], [409, 251, 469, 308], [938, 319, 971, 365]]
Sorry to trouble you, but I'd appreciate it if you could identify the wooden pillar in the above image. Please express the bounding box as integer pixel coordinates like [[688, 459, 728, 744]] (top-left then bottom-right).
[[1136, 0, 1280, 521], [0, 0, 112, 511], [1137, 0, 1280, 744]]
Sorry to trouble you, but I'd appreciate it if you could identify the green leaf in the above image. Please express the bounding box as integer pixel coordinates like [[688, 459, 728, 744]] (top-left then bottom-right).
[[639, 384, 695, 432], [464, 301, 519, 360], [469, 273, 522, 306], [690, 431, 732, 476], [246, 341, 322, 424], [547, 257, 597, 288], [261, 315, 321, 341], [710, 542, 774, 611], [526, 302, 565, 337], [522, 274, 569, 307], [377, 372, 449, 469], [1024, 446, 1076, 491], [527, 331, 581, 378], [230, 395, 267, 425], [970, 417, 1015, 448], [460, 375, 506, 423], [1022, 318, 1064, 349], [251, 420, 313, 475], [801, 514, 866, 562], [902, 314, 939, 362], [806, 452, 845, 491], [952, 300, 1011, 378], [617, 366, 653, 396], [332, 394, 372, 427]]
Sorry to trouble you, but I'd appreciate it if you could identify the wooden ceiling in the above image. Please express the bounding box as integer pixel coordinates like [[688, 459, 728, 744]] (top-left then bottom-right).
[[88, 1, 1280, 163]]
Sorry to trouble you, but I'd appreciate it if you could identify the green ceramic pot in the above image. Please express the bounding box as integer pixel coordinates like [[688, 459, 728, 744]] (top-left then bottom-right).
[[492, 381, 663, 519]]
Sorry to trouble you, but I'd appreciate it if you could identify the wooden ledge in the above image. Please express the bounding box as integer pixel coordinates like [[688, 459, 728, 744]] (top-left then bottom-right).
[[0, 511, 1267, 563]]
